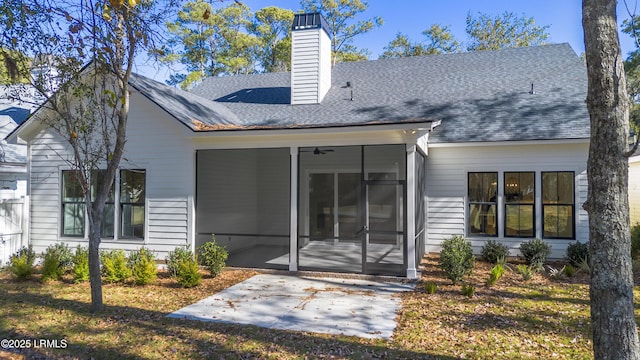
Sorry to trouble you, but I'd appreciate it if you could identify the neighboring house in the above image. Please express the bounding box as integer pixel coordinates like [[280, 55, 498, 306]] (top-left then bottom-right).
[[6, 13, 590, 278], [0, 86, 37, 200]]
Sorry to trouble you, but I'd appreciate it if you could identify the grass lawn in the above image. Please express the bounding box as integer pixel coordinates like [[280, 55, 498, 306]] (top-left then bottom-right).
[[0, 255, 636, 359]]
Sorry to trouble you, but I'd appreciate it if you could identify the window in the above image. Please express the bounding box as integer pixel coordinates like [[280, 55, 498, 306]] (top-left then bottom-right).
[[60, 169, 145, 239], [504, 172, 535, 237], [120, 169, 145, 239], [542, 171, 575, 239], [61, 170, 85, 236], [468, 172, 498, 236], [91, 170, 115, 238]]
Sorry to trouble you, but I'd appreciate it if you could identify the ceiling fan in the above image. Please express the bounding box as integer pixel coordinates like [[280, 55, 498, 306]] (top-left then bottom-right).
[[301, 147, 335, 155]]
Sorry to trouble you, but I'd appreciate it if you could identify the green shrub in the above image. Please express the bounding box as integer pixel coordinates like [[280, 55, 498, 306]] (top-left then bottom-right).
[[101, 250, 131, 283], [166, 245, 193, 278], [439, 235, 475, 284], [519, 239, 551, 268], [424, 282, 438, 294], [176, 255, 202, 288], [564, 264, 576, 277], [577, 257, 590, 274], [546, 265, 565, 278], [41, 243, 73, 282], [486, 264, 506, 287], [480, 240, 509, 264], [198, 237, 228, 277], [516, 264, 534, 281], [632, 224, 640, 259], [128, 247, 157, 285], [566, 241, 589, 267], [461, 283, 475, 298], [72, 246, 90, 283], [8, 246, 36, 280]]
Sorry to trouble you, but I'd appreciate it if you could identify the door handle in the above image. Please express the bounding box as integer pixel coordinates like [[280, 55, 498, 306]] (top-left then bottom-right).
[[355, 225, 368, 236]]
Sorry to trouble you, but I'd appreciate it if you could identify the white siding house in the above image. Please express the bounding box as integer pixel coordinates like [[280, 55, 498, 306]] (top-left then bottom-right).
[[5, 13, 591, 278], [426, 141, 589, 259]]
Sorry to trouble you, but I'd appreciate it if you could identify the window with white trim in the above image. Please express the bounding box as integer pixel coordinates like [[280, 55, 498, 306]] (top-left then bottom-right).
[[120, 169, 145, 239], [61, 170, 85, 236], [60, 169, 146, 239], [91, 170, 115, 238]]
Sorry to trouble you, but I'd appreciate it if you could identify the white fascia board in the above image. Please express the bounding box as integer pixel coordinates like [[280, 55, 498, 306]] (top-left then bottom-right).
[[189, 121, 435, 138], [428, 138, 590, 148]]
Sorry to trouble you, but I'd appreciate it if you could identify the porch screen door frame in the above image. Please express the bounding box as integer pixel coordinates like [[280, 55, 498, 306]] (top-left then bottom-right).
[[361, 178, 407, 275]]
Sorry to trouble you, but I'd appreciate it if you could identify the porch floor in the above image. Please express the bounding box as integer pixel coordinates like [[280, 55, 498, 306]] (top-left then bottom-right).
[[227, 241, 404, 276]]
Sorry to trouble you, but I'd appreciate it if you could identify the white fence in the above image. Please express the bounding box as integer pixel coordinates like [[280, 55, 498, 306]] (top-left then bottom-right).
[[0, 197, 28, 266]]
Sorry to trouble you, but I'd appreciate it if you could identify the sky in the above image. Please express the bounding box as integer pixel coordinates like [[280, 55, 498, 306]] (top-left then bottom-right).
[[136, 0, 639, 82]]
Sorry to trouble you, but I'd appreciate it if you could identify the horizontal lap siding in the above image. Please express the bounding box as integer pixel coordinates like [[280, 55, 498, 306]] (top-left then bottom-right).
[[122, 94, 193, 259], [29, 133, 70, 249], [425, 142, 589, 259], [27, 92, 194, 260]]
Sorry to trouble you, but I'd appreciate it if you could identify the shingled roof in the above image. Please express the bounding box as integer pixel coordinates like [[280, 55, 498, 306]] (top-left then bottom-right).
[[185, 43, 589, 143]]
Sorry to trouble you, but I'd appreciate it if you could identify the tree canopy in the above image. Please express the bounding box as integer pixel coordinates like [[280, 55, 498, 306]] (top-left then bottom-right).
[[381, 12, 549, 59], [465, 11, 550, 51], [1, 0, 177, 312], [300, 0, 382, 65], [161, 1, 295, 89], [381, 25, 460, 58]]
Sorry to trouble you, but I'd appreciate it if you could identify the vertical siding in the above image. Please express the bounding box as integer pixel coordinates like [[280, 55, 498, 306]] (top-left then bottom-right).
[[425, 142, 589, 259], [27, 92, 193, 259]]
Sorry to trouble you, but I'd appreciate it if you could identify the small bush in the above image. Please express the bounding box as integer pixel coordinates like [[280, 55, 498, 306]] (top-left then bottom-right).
[[72, 246, 90, 283], [41, 243, 73, 282], [516, 264, 534, 281], [577, 257, 590, 274], [8, 246, 36, 280], [486, 264, 506, 287], [546, 265, 565, 278], [101, 250, 131, 283], [564, 264, 576, 277], [461, 283, 475, 298], [480, 240, 509, 264], [128, 247, 157, 285], [632, 224, 640, 259], [439, 235, 475, 284], [166, 245, 193, 278], [198, 238, 228, 277], [424, 282, 438, 294], [566, 241, 589, 267], [176, 255, 202, 288], [519, 239, 551, 268]]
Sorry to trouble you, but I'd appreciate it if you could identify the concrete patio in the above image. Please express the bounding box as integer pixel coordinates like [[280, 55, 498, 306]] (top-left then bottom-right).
[[167, 274, 415, 339]]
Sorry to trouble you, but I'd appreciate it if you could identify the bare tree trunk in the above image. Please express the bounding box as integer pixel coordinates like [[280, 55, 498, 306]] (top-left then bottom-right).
[[88, 203, 105, 313], [88, 227, 103, 313], [583, 1, 640, 359]]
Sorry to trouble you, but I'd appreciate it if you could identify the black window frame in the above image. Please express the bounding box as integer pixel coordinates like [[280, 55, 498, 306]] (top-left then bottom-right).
[[467, 172, 498, 237], [90, 170, 116, 238], [119, 169, 146, 239], [542, 171, 575, 239], [61, 170, 85, 237], [504, 171, 535, 238]]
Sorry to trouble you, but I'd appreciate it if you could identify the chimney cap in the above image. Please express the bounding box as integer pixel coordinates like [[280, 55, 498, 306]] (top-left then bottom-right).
[[292, 12, 330, 37]]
